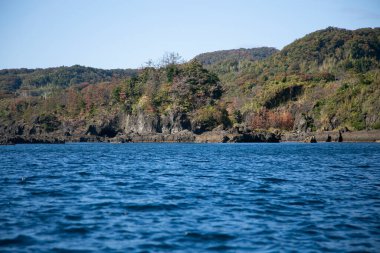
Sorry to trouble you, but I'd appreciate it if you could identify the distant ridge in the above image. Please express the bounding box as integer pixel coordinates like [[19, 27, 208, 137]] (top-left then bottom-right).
[[194, 47, 278, 65]]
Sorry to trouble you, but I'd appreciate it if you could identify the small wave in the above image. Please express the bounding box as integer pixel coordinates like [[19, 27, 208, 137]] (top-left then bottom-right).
[[334, 223, 362, 230], [299, 224, 320, 235], [288, 199, 325, 206], [306, 199, 326, 205], [46, 175, 62, 179], [227, 177, 249, 183], [125, 203, 183, 212], [260, 177, 289, 183], [185, 232, 236, 242], [30, 190, 67, 197], [78, 171, 91, 176], [329, 165, 344, 168], [207, 245, 234, 251], [64, 214, 83, 221], [357, 164, 371, 168], [195, 159, 210, 162], [51, 247, 92, 253], [17, 176, 31, 184], [325, 234, 347, 240], [0, 234, 37, 246], [288, 201, 305, 206], [350, 242, 373, 248], [251, 188, 271, 193], [139, 242, 178, 250], [63, 226, 90, 234]]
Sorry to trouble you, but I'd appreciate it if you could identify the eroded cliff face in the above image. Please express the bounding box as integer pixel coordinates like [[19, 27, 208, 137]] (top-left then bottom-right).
[[4, 111, 378, 144], [124, 112, 160, 134], [124, 110, 191, 135], [161, 111, 191, 134], [0, 109, 283, 144]]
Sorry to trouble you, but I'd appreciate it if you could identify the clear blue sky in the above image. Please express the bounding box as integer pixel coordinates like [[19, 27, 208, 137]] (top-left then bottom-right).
[[0, 0, 379, 69]]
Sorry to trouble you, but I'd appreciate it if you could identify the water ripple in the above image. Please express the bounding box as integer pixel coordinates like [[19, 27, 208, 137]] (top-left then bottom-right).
[[0, 143, 379, 252]]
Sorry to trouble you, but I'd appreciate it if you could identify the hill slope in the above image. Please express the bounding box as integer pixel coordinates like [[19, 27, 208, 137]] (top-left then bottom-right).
[[0, 27, 379, 143], [0, 65, 137, 93], [194, 47, 278, 66], [207, 27, 380, 132]]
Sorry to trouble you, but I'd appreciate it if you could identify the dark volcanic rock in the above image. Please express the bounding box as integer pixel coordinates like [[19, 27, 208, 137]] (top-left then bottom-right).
[[34, 115, 61, 133], [2, 135, 65, 144], [336, 131, 343, 142], [161, 111, 191, 134], [303, 135, 317, 143], [195, 131, 280, 143], [128, 130, 195, 143], [86, 116, 122, 138]]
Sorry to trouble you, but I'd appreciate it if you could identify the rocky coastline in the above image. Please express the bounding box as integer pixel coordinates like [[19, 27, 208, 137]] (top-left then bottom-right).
[[1, 128, 379, 145], [0, 129, 282, 145], [1, 111, 379, 145]]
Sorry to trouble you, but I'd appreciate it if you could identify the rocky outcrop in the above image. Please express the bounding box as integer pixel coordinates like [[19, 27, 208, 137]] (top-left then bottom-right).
[[304, 135, 317, 143], [282, 130, 380, 142], [125, 112, 161, 134], [264, 85, 304, 109], [294, 114, 315, 133], [6, 108, 378, 145], [161, 111, 191, 134], [124, 110, 191, 134], [1, 135, 65, 144], [85, 116, 122, 137], [127, 130, 195, 143], [195, 130, 280, 143]]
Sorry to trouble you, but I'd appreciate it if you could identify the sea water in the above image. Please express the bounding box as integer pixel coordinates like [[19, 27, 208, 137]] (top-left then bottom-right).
[[0, 143, 379, 252]]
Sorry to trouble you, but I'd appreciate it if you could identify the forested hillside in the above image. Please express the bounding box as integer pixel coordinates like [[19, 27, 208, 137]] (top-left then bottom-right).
[[194, 47, 278, 66], [198, 27, 380, 132], [0, 65, 136, 93], [0, 27, 379, 143]]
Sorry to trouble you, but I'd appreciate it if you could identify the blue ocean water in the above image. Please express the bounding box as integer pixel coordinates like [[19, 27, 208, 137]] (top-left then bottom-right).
[[0, 143, 379, 252]]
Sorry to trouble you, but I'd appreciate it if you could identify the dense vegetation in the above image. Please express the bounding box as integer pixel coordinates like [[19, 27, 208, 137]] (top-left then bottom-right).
[[194, 47, 278, 66], [197, 27, 380, 131], [1, 27, 379, 137], [0, 65, 136, 93]]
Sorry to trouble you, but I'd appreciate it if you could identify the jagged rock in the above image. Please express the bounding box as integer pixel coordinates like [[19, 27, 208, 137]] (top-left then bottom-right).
[[195, 131, 228, 143], [328, 116, 341, 131], [125, 111, 161, 134], [173, 113, 191, 133], [1, 135, 65, 144], [336, 131, 343, 142], [339, 127, 350, 133], [86, 125, 99, 135], [304, 135, 317, 143], [296, 115, 314, 133], [85, 116, 122, 138], [212, 125, 224, 132], [195, 131, 280, 143], [127, 130, 195, 143], [161, 111, 191, 134], [33, 115, 61, 132], [124, 110, 191, 135]]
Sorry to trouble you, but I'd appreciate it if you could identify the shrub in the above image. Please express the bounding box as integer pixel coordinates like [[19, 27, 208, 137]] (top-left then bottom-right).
[[193, 105, 230, 131]]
